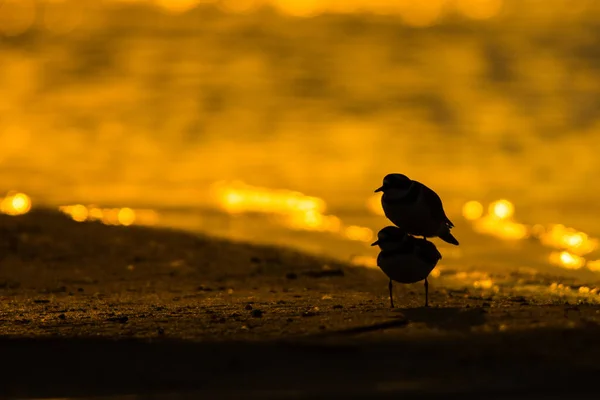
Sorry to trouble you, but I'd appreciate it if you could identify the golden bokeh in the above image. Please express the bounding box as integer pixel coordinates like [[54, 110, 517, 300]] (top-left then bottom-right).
[[549, 251, 586, 270], [212, 180, 374, 241], [344, 225, 373, 243], [587, 260, 600, 273], [429, 268, 441, 278], [3, 0, 600, 300], [118, 207, 136, 226], [58, 204, 88, 222], [0, 192, 32, 216], [473, 278, 493, 289], [538, 224, 598, 256], [59, 205, 155, 227], [489, 199, 514, 220], [462, 200, 483, 221]]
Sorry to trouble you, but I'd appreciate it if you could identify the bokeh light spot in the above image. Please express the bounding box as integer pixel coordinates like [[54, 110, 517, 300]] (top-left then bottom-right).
[[489, 199, 514, 220], [118, 207, 136, 226], [1, 192, 32, 216]]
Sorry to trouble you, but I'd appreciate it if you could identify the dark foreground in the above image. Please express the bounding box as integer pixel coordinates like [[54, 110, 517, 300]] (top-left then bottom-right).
[[1, 210, 600, 399]]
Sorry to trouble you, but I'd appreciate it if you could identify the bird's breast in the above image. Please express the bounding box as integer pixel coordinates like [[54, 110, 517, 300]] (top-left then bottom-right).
[[377, 253, 436, 284]]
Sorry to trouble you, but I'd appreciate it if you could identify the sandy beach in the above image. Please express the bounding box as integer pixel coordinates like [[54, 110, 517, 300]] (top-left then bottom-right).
[[1, 210, 600, 399]]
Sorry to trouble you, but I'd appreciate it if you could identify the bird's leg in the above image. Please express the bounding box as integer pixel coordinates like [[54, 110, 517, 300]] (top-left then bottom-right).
[[389, 279, 394, 308], [424, 278, 429, 307]]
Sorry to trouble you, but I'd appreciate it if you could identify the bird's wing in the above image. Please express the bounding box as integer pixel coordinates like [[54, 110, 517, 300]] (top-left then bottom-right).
[[418, 182, 454, 228], [382, 182, 421, 205]]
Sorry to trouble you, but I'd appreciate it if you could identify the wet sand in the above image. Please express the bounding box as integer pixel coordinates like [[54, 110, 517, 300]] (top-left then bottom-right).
[[2, 210, 600, 398]]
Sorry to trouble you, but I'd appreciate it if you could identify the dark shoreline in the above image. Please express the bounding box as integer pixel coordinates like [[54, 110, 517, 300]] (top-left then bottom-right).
[[2, 210, 600, 398], [3, 326, 600, 398]]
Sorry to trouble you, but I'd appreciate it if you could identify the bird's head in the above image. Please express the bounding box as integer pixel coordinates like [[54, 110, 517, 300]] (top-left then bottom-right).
[[374, 173, 411, 193], [371, 226, 408, 251]]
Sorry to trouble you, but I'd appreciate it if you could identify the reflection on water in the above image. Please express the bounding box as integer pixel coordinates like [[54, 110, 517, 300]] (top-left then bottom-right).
[[6, 180, 599, 302], [211, 180, 374, 243], [59, 204, 159, 226], [2, 1, 600, 301]]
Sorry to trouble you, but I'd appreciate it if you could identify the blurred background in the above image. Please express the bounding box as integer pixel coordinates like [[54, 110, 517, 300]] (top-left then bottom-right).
[[2, 0, 600, 298]]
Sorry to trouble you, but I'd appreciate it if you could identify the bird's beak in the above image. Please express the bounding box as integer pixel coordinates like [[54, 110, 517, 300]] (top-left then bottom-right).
[[374, 186, 384, 193], [371, 240, 379, 246]]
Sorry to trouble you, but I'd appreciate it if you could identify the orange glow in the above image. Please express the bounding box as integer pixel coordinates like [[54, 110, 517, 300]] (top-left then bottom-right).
[[530, 224, 546, 238], [153, 0, 202, 13], [88, 207, 104, 220], [350, 255, 378, 268], [401, 0, 446, 27], [59, 204, 155, 226], [43, 0, 84, 35], [473, 215, 528, 240], [219, 0, 263, 13], [0, 0, 36, 36], [587, 260, 600, 273], [538, 224, 598, 255], [134, 209, 159, 226], [455, 0, 503, 20], [3, 125, 32, 153], [324, 0, 362, 14], [6, 0, 600, 305], [489, 199, 514, 220], [212, 181, 326, 216], [212, 180, 375, 240], [1, 192, 32, 216], [473, 278, 493, 289], [299, 209, 322, 228], [565, 232, 585, 248], [549, 251, 586, 270], [58, 204, 89, 222], [271, 0, 324, 17], [72, 205, 89, 222], [23, 0, 510, 22], [579, 286, 591, 294], [344, 225, 373, 243], [102, 208, 120, 225], [462, 200, 483, 220], [549, 283, 572, 293], [118, 207, 136, 226], [366, 193, 385, 216]]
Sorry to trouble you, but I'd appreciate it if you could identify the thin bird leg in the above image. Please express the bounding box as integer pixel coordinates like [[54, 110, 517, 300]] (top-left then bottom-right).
[[389, 279, 394, 308], [424, 278, 429, 307]]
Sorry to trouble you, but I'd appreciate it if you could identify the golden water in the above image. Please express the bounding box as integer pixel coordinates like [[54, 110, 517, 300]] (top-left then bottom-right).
[[2, 0, 600, 300]]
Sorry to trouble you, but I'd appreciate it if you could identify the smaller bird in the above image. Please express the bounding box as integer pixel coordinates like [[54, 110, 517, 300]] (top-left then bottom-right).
[[371, 226, 442, 308], [375, 173, 459, 246]]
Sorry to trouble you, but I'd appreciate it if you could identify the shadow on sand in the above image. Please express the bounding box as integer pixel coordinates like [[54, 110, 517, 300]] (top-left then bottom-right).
[[401, 306, 488, 332], [3, 324, 600, 399]]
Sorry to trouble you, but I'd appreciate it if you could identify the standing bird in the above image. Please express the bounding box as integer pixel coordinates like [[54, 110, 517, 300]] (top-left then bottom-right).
[[375, 173, 459, 246], [371, 226, 442, 308]]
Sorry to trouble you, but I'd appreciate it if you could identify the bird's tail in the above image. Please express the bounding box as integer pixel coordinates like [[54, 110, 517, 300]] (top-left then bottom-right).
[[439, 230, 459, 246]]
